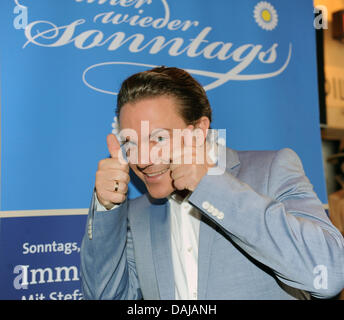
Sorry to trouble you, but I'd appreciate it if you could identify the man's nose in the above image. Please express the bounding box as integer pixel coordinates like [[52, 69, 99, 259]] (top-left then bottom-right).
[[136, 140, 170, 166], [136, 140, 154, 166]]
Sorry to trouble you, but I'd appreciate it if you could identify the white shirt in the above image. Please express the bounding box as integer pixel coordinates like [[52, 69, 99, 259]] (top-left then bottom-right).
[[94, 192, 201, 300], [168, 192, 201, 300]]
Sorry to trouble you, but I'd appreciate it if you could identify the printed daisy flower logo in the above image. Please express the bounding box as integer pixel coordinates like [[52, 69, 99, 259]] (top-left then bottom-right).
[[111, 116, 119, 135], [254, 1, 278, 31], [111, 115, 122, 142]]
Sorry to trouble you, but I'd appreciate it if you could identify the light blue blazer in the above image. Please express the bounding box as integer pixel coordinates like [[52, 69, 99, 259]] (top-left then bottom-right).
[[80, 148, 344, 300]]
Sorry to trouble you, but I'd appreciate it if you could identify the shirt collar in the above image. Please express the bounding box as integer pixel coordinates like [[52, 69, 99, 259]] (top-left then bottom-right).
[[168, 190, 191, 205]]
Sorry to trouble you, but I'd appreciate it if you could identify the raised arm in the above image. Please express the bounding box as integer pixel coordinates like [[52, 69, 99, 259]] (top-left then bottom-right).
[[189, 148, 344, 298]]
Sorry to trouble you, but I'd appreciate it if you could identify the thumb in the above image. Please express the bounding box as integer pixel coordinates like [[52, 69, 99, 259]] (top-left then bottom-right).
[[107, 133, 121, 158]]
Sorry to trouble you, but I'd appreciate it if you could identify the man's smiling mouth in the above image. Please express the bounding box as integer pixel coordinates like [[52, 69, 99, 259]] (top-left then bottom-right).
[[144, 167, 170, 177]]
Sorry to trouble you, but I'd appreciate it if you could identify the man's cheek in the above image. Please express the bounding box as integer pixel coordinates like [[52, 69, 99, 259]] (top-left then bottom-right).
[[171, 137, 181, 164], [148, 142, 171, 165]]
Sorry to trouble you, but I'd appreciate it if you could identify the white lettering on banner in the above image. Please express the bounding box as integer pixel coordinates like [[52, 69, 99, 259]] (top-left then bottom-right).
[[21, 0, 292, 93], [22, 241, 80, 255], [49, 289, 83, 300], [21, 289, 83, 300], [74, 0, 152, 9], [13, 265, 79, 289], [13, 265, 29, 290]]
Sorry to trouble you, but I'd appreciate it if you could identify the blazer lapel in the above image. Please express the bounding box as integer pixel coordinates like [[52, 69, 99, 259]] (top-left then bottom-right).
[[197, 215, 217, 300], [226, 147, 241, 177], [150, 200, 175, 300], [197, 147, 241, 299]]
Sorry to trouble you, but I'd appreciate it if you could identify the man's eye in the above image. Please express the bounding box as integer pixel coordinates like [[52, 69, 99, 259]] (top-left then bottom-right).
[[152, 136, 169, 143]]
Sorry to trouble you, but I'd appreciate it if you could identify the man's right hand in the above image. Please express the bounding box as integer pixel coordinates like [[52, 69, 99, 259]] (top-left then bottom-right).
[[95, 134, 130, 209]]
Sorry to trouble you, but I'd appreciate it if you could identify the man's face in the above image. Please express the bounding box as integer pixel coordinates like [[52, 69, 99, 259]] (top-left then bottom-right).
[[119, 95, 191, 199]]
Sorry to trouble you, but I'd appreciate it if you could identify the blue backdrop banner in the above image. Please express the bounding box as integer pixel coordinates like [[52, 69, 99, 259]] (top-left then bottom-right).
[[0, 0, 326, 299]]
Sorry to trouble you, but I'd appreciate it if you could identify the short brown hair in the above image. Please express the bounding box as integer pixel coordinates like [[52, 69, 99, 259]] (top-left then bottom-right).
[[116, 66, 212, 125]]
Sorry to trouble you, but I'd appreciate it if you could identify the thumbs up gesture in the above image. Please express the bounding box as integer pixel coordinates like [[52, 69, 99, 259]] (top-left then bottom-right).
[[170, 128, 215, 192], [95, 134, 130, 209]]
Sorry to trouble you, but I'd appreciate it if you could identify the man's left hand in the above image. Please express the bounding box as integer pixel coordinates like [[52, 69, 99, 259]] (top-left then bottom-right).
[[170, 132, 214, 192]]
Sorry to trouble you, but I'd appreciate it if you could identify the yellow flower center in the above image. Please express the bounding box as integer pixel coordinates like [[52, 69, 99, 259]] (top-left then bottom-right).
[[261, 9, 272, 22]]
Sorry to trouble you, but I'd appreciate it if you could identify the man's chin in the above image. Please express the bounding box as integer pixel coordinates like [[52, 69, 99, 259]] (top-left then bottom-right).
[[146, 185, 174, 199]]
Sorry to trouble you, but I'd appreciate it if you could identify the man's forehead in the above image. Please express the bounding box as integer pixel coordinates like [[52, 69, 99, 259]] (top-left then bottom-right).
[[119, 96, 182, 119], [119, 126, 174, 139]]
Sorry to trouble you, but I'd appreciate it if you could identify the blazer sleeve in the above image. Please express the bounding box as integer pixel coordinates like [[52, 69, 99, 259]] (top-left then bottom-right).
[[80, 192, 142, 300], [188, 148, 344, 299]]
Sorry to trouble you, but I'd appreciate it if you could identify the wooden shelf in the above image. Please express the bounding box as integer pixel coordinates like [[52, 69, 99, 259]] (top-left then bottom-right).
[[321, 126, 344, 141], [321, 127, 344, 151]]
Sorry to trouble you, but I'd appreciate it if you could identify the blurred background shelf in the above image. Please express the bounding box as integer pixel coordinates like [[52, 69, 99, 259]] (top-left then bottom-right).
[[321, 126, 344, 145]]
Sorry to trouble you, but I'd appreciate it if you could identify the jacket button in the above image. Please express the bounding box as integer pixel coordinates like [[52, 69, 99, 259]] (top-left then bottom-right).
[[88, 220, 93, 239], [217, 211, 224, 220], [202, 201, 210, 210], [212, 208, 219, 217], [182, 203, 191, 211], [207, 205, 214, 214]]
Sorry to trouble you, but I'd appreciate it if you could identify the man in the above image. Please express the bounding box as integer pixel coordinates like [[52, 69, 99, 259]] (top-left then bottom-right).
[[80, 67, 344, 300]]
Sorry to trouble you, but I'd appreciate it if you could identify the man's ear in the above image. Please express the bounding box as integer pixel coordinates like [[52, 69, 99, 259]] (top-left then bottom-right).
[[194, 116, 210, 142]]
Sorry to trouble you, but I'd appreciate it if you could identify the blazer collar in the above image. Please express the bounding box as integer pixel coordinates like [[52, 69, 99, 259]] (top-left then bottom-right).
[[226, 147, 240, 169]]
